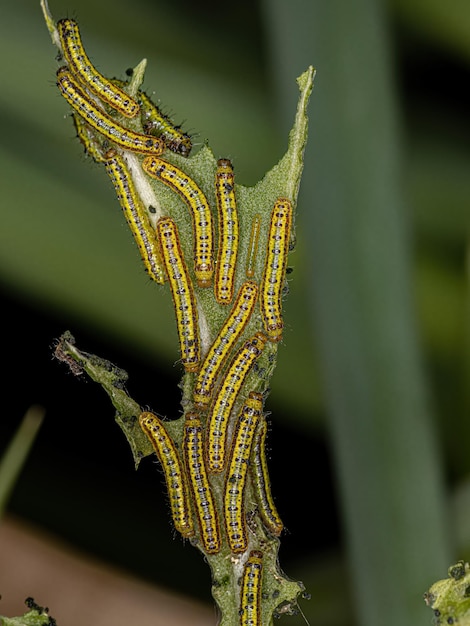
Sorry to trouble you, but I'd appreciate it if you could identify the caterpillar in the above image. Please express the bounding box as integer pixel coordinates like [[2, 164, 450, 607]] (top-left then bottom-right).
[[142, 156, 214, 288], [214, 158, 239, 304], [260, 198, 293, 342], [156, 217, 200, 371], [206, 332, 267, 473], [250, 417, 283, 537], [193, 281, 258, 408], [240, 550, 263, 626], [139, 90, 192, 157], [56, 66, 164, 155], [104, 150, 165, 284], [224, 392, 263, 553], [182, 412, 221, 554], [57, 18, 139, 118], [139, 411, 194, 538]]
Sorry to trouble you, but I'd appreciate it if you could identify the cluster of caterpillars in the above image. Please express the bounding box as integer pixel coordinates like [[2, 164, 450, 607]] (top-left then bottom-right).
[[54, 17, 294, 625]]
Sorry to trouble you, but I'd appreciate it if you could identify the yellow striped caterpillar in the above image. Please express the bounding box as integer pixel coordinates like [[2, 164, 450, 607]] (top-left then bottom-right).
[[156, 217, 200, 372], [182, 412, 221, 554], [214, 158, 239, 304], [104, 150, 165, 285], [139, 411, 194, 538], [56, 67, 165, 156], [57, 18, 140, 118], [193, 281, 258, 408], [260, 198, 293, 342], [224, 392, 263, 553], [240, 550, 263, 626], [206, 332, 267, 473], [142, 156, 214, 287], [139, 90, 192, 157], [250, 417, 283, 537]]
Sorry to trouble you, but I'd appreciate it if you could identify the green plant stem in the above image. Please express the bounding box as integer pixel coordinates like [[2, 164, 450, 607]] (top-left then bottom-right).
[[261, 0, 453, 625]]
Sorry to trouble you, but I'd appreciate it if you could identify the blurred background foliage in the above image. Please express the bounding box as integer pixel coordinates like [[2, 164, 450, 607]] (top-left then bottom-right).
[[1, 0, 470, 625]]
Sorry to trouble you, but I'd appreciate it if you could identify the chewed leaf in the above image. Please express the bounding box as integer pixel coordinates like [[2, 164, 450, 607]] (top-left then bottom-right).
[[53, 332, 154, 466]]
